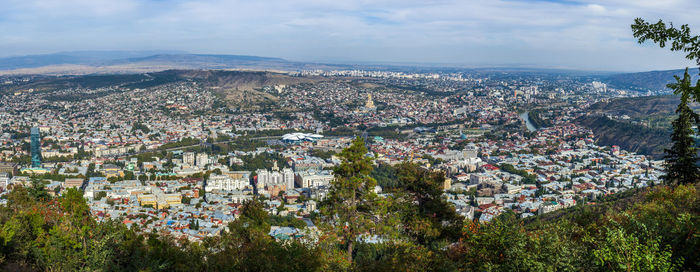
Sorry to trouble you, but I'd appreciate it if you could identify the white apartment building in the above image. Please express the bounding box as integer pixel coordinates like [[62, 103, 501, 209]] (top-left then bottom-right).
[[183, 152, 195, 166], [256, 168, 295, 190], [297, 171, 334, 188], [196, 153, 209, 167], [206, 174, 248, 192]]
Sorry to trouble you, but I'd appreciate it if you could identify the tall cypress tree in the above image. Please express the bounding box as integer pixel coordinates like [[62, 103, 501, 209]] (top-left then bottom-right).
[[663, 69, 700, 185]]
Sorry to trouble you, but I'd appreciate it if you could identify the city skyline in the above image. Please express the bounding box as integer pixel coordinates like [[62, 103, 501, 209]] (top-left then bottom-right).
[[1, 0, 699, 72]]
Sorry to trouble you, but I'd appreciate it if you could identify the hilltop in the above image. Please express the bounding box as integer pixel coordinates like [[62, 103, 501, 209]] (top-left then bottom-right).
[[603, 68, 700, 92], [0, 69, 323, 111]]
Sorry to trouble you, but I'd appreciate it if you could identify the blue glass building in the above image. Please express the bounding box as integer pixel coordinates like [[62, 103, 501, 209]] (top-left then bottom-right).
[[30, 127, 42, 168]]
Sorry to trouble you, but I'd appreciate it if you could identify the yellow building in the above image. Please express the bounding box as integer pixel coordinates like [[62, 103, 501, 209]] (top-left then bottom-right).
[[102, 164, 124, 178], [20, 168, 50, 175], [0, 162, 17, 175], [63, 178, 85, 188], [443, 177, 452, 191], [138, 187, 181, 209], [138, 195, 157, 207]]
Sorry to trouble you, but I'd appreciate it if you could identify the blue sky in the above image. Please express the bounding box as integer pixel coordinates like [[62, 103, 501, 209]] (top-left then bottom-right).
[[1, 0, 699, 71]]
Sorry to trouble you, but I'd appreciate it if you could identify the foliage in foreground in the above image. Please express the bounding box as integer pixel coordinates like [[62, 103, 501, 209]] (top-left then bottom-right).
[[0, 137, 699, 272], [452, 183, 698, 271], [0, 165, 698, 271]]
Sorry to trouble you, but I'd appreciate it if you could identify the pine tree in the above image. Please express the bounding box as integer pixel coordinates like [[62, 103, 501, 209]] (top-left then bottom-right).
[[320, 137, 381, 263], [663, 70, 700, 185], [633, 19, 700, 184]]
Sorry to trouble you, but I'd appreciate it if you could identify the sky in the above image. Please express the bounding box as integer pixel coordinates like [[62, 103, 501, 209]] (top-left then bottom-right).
[[1, 0, 699, 72]]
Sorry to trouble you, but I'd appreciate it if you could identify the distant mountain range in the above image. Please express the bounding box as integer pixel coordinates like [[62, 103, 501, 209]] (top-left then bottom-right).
[[0, 50, 187, 70], [0, 51, 349, 75], [1, 51, 699, 90]]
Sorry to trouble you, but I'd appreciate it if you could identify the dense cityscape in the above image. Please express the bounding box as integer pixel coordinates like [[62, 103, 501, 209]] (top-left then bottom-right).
[[1, 0, 699, 270], [0, 70, 667, 241]]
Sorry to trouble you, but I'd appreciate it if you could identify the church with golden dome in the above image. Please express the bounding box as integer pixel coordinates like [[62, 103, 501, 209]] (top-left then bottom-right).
[[365, 93, 375, 109], [357, 93, 377, 113]]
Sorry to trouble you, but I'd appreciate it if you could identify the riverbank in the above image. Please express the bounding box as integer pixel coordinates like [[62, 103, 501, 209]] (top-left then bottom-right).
[[519, 111, 537, 132]]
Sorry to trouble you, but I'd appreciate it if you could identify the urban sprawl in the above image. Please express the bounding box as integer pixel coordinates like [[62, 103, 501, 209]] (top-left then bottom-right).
[[0, 70, 664, 241]]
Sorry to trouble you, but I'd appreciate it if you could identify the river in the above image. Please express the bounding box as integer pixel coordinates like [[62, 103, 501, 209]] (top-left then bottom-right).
[[520, 111, 537, 132]]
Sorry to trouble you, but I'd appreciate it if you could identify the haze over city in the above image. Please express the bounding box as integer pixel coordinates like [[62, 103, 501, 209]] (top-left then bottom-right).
[[1, 0, 699, 71]]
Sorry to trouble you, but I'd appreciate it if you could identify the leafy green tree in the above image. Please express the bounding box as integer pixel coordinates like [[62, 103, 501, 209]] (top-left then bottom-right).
[[60, 188, 90, 220], [232, 198, 272, 238], [453, 212, 587, 271], [392, 162, 464, 247], [94, 191, 107, 201], [632, 18, 700, 67], [5, 185, 34, 212], [370, 163, 399, 189], [205, 199, 322, 272], [352, 241, 439, 272], [320, 137, 382, 263], [28, 178, 50, 201], [591, 225, 676, 272]]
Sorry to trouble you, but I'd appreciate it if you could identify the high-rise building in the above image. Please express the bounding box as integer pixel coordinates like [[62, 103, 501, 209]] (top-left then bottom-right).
[[30, 127, 42, 168], [183, 152, 195, 166], [257, 167, 295, 191], [283, 168, 295, 189], [196, 153, 209, 167]]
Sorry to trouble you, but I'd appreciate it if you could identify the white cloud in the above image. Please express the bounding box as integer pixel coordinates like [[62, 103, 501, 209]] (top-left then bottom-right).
[[587, 4, 606, 14], [0, 0, 698, 71]]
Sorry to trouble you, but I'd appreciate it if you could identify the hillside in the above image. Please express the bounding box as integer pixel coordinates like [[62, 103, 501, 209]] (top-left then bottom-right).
[[0, 69, 321, 111], [173, 70, 319, 110], [603, 68, 700, 92], [587, 95, 700, 130], [589, 95, 680, 117], [575, 95, 700, 159], [0, 74, 155, 94], [575, 114, 670, 159], [0, 50, 187, 70]]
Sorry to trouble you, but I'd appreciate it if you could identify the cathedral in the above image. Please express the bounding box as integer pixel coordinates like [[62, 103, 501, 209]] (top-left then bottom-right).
[[358, 93, 377, 113]]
